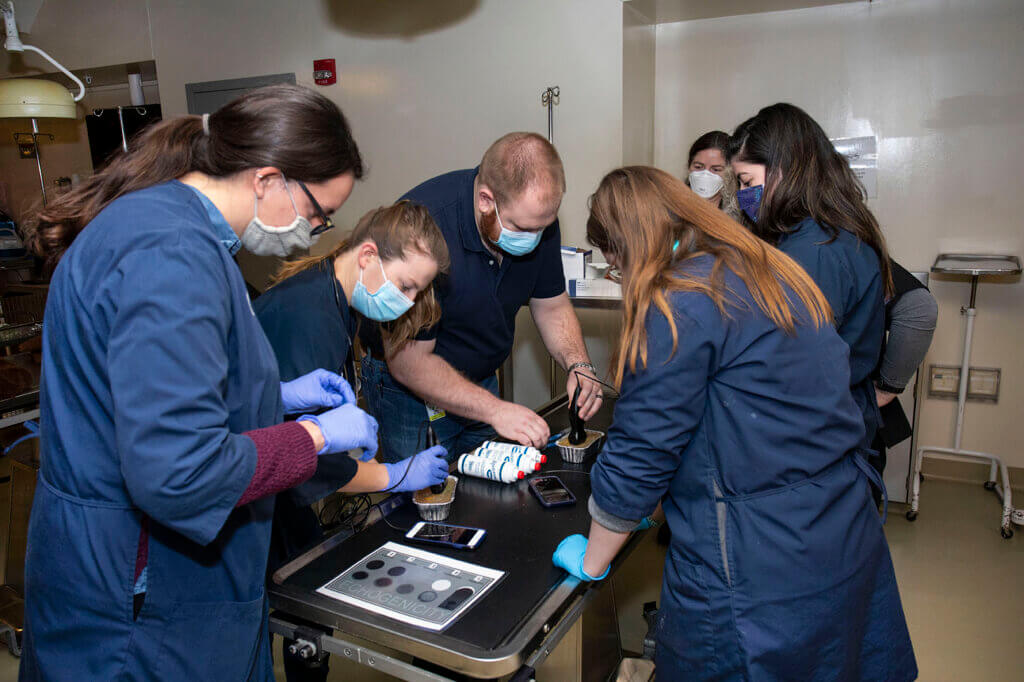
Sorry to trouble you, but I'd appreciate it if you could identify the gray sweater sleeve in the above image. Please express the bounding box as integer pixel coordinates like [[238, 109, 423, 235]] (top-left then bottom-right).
[[588, 495, 640, 533], [878, 288, 938, 392]]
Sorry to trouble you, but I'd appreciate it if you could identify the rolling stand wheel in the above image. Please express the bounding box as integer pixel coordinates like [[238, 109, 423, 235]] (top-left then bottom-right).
[[905, 511, 918, 521], [0, 625, 20, 657], [1000, 526, 1014, 540], [984, 481, 996, 491]]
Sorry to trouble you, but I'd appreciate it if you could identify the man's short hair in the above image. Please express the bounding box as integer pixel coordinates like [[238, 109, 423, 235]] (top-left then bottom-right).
[[478, 132, 566, 209]]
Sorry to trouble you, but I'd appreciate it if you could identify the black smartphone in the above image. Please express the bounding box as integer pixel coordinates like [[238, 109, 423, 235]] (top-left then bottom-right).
[[529, 475, 576, 508]]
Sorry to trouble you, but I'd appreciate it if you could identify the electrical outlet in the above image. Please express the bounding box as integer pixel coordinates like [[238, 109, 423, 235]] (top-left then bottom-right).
[[967, 367, 1000, 401], [928, 365, 960, 398], [927, 365, 1000, 402]]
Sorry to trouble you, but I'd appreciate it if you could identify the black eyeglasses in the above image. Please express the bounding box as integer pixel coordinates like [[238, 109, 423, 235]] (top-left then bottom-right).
[[295, 180, 335, 236]]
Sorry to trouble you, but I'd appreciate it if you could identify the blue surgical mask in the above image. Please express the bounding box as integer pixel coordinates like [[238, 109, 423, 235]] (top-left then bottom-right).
[[492, 203, 543, 256], [351, 258, 414, 322], [737, 184, 763, 223]]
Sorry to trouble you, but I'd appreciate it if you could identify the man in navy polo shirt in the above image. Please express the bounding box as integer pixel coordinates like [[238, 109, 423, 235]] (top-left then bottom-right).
[[360, 132, 602, 462]]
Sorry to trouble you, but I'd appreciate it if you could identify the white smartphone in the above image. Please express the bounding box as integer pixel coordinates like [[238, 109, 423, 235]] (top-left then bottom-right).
[[405, 521, 486, 550]]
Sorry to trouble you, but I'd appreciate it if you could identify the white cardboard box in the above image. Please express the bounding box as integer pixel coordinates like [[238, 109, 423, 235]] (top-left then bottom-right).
[[568, 278, 622, 298], [560, 247, 592, 282]]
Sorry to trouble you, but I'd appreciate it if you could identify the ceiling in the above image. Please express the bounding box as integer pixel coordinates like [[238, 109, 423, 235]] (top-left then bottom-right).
[[625, 0, 866, 24]]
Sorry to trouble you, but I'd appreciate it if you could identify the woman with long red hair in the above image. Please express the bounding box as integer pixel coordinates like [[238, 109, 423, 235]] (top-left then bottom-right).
[[551, 167, 916, 680]]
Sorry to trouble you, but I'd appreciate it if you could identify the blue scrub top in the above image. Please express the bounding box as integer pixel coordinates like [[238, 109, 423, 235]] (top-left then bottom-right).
[[590, 255, 916, 679], [399, 168, 565, 382], [776, 218, 885, 445], [21, 180, 282, 681], [254, 262, 360, 504]]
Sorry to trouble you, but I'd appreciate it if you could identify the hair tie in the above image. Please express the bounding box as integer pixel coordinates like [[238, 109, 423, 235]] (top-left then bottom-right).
[[201, 113, 210, 136]]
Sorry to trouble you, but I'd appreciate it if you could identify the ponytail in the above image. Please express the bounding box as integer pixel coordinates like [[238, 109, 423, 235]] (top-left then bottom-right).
[[29, 116, 209, 266], [28, 84, 363, 268]]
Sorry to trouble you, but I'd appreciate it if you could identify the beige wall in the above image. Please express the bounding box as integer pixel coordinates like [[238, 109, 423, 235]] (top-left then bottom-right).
[[0, 0, 626, 409], [144, 0, 624, 410], [623, 3, 655, 165], [0, 0, 157, 221], [654, 0, 1024, 469], [146, 0, 623, 250], [0, 0, 153, 74], [0, 83, 160, 221]]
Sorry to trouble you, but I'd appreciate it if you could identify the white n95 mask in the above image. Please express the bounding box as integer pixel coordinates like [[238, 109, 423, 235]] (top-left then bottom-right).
[[240, 178, 317, 257], [688, 170, 725, 199]]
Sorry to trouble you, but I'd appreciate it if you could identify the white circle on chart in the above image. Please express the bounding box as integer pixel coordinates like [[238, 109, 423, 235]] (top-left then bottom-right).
[[431, 579, 452, 592]]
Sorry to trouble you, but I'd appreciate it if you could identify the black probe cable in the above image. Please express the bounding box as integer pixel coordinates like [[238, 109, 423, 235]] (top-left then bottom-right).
[[373, 418, 440, 533], [319, 419, 431, 530], [569, 368, 620, 398]]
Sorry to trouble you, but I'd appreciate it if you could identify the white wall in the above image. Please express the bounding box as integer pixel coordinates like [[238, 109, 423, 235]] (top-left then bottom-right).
[[654, 0, 1024, 469]]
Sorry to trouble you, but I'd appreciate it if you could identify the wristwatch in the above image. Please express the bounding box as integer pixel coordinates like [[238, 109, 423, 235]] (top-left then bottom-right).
[[568, 361, 597, 375]]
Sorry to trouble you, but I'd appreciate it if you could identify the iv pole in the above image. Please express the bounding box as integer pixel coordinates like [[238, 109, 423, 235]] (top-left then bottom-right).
[[543, 86, 560, 399], [2, 1, 86, 206], [92, 105, 150, 154]]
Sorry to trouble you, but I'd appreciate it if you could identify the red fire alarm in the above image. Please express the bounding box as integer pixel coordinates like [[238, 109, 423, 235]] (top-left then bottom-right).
[[313, 59, 337, 86]]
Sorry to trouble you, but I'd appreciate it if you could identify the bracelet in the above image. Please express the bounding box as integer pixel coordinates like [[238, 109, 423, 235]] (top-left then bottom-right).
[[568, 361, 597, 375]]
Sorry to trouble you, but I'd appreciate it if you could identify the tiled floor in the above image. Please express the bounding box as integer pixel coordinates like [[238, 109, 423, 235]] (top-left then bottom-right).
[[0, 478, 1020, 681]]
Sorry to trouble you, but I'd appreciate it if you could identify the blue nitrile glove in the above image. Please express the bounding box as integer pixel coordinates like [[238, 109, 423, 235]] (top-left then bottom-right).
[[552, 534, 609, 581], [382, 445, 449, 492], [634, 516, 657, 531], [298, 404, 378, 460], [281, 369, 355, 414]]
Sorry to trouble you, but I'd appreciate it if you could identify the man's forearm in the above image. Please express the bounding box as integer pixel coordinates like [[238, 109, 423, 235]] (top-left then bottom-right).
[[531, 295, 591, 370], [390, 353, 502, 423]]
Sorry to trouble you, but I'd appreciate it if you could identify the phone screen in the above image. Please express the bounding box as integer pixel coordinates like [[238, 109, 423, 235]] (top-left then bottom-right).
[[412, 523, 475, 546], [532, 477, 574, 503]]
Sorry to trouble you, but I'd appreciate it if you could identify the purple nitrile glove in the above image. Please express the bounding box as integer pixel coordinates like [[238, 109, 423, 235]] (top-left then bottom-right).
[[298, 403, 378, 460], [281, 369, 355, 414], [382, 445, 449, 492]]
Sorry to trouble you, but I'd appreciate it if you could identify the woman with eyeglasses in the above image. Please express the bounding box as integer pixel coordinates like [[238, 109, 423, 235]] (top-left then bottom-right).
[[20, 85, 379, 681]]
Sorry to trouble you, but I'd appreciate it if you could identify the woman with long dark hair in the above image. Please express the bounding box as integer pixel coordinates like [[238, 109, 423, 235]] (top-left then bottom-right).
[[552, 167, 916, 680], [20, 85, 379, 681], [728, 103, 892, 448]]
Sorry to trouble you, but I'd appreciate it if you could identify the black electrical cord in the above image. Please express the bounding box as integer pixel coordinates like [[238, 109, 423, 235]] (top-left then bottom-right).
[[319, 492, 373, 533], [320, 418, 439, 532], [380, 514, 413, 533], [528, 469, 591, 478]]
